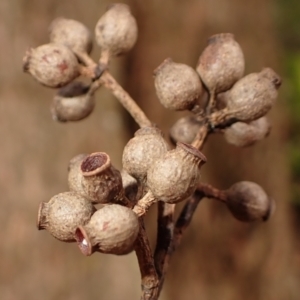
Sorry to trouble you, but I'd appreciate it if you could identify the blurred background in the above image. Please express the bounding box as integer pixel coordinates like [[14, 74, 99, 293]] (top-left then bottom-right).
[[0, 0, 300, 299]]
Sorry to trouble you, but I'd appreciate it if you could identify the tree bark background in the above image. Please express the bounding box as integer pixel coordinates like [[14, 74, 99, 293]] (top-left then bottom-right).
[[0, 0, 299, 299]]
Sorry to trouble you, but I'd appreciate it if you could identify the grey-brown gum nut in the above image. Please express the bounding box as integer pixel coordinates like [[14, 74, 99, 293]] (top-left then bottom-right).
[[225, 181, 274, 222], [196, 33, 245, 94], [49, 18, 93, 54], [169, 115, 202, 144], [154, 58, 203, 111], [226, 68, 281, 121], [122, 127, 169, 183], [37, 191, 96, 242], [95, 3, 138, 56], [147, 142, 207, 204], [51, 82, 95, 122], [80, 152, 125, 204], [68, 153, 88, 196], [75, 204, 139, 256], [22, 43, 79, 88], [224, 116, 271, 147]]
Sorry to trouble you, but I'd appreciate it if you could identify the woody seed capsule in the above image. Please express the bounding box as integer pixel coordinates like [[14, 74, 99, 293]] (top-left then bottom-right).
[[196, 33, 245, 94], [75, 204, 139, 256], [122, 127, 169, 183], [95, 3, 138, 56], [147, 142, 206, 204], [224, 116, 271, 147], [225, 181, 275, 222], [23, 43, 79, 88], [51, 81, 95, 122], [154, 58, 203, 111], [49, 18, 93, 54], [37, 191, 96, 242]]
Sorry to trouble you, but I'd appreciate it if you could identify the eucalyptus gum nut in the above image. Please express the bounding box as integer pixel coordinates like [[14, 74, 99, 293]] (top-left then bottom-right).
[[95, 3, 138, 56], [225, 181, 274, 222], [224, 117, 271, 147], [154, 58, 203, 111], [226, 68, 281, 121], [147, 142, 207, 204], [169, 116, 202, 144], [51, 81, 95, 122], [81, 152, 125, 204], [23, 43, 79, 88], [75, 204, 139, 256], [122, 127, 169, 183], [49, 18, 93, 54], [37, 191, 96, 242], [68, 153, 88, 196], [121, 170, 138, 203], [196, 33, 245, 94]]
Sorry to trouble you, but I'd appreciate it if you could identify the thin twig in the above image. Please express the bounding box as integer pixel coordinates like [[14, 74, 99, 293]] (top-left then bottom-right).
[[196, 182, 227, 202], [191, 124, 209, 149], [134, 218, 159, 300]]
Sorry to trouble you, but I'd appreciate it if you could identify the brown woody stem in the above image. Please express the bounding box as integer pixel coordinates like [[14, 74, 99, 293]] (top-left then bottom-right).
[[191, 124, 209, 149], [196, 182, 228, 202], [135, 218, 159, 300]]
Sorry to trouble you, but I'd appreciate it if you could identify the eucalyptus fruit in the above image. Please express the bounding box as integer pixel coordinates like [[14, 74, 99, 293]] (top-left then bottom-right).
[[95, 3, 138, 56], [154, 58, 203, 111], [49, 18, 93, 55], [23, 43, 79, 88], [75, 204, 139, 255], [37, 191, 96, 242], [51, 81, 95, 122]]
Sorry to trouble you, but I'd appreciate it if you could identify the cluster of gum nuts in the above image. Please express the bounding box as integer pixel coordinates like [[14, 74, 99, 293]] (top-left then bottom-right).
[[23, 4, 280, 257]]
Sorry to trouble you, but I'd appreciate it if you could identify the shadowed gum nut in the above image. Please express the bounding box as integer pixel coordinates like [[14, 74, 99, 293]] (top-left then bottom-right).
[[75, 204, 139, 256], [196, 33, 245, 94], [23, 43, 79, 88], [80, 152, 125, 204], [122, 126, 169, 183], [225, 68, 281, 122], [147, 143, 206, 204], [37, 191, 96, 242], [226, 181, 273, 222], [95, 3, 138, 56], [49, 18, 93, 54], [52, 81, 95, 122], [154, 58, 203, 111], [224, 117, 271, 147]]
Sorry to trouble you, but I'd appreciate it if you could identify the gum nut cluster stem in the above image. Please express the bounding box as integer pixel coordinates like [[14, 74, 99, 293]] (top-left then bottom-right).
[[75, 204, 139, 256], [224, 116, 271, 147], [146, 142, 207, 204], [196, 33, 245, 99], [210, 68, 281, 127], [224, 181, 275, 222], [154, 58, 203, 111], [23, 43, 79, 88], [49, 18, 93, 55], [95, 3, 138, 57], [78, 152, 126, 205], [37, 191, 96, 242], [51, 81, 95, 122], [122, 126, 169, 184]]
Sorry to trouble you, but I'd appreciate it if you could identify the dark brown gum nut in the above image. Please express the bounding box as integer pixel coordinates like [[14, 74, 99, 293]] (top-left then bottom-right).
[[196, 33, 245, 94], [121, 170, 138, 203], [51, 81, 95, 122], [75, 204, 139, 256], [122, 127, 169, 184], [225, 181, 275, 222], [49, 18, 93, 54], [68, 153, 88, 195], [22, 43, 79, 88], [154, 58, 203, 111], [95, 3, 138, 56], [37, 191, 96, 242], [81, 152, 125, 204], [225, 68, 281, 122], [169, 115, 202, 144], [224, 116, 271, 147], [147, 142, 207, 204]]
